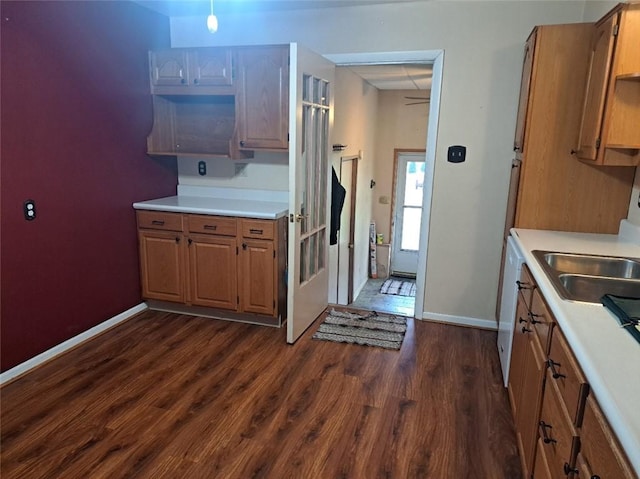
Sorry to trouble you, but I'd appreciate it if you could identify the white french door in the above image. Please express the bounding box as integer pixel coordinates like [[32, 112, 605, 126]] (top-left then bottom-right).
[[391, 151, 425, 277], [287, 44, 335, 343]]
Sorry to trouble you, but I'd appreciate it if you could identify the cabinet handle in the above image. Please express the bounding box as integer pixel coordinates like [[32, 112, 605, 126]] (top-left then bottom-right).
[[180, 78, 186, 84], [518, 317, 527, 324], [563, 463, 578, 475], [151, 220, 165, 226], [547, 359, 566, 379], [570, 149, 577, 155], [203, 225, 218, 230], [538, 421, 556, 444], [240, 140, 245, 147], [188, 238, 192, 245], [529, 311, 542, 324], [242, 243, 247, 250], [516, 280, 533, 291], [193, 78, 199, 84], [521, 326, 532, 334], [175, 237, 180, 243], [591, 476, 601, 479], [249, 228, 263, 235]]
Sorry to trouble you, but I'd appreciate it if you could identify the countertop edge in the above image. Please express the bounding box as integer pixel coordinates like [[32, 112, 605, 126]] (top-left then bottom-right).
[[132, 196, 289, 220], [511, 228, 640, 475]]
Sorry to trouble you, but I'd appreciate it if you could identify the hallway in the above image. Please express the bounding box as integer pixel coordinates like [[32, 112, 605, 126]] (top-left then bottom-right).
[[349, 276, 416, 317]]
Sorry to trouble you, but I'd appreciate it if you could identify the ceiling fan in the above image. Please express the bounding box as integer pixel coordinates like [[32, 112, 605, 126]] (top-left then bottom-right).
[[404, 96, 430, 106]]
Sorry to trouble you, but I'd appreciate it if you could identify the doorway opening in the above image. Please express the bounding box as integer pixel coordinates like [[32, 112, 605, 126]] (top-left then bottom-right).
[[325, 50, 443, 319]]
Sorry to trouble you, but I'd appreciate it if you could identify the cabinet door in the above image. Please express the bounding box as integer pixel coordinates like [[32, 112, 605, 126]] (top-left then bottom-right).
[[513, 29, 537, 157], [576, 13, 619, 161], [138, 230, 186, 303], [190, 48, 233, 87], [240, 239, 275, 315], [150, 49, 189, 87], [516, 333, 546, 479], [188, 234, 238, 311], [236, 46, 289, 150]]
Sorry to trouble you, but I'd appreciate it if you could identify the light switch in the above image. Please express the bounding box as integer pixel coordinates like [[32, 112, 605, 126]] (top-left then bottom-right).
[[23, 199, 36, 221]]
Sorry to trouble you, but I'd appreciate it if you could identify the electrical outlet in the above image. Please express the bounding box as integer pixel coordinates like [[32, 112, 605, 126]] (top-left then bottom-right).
[[447, 145, 466, 163], [23, 199, 36, 221]]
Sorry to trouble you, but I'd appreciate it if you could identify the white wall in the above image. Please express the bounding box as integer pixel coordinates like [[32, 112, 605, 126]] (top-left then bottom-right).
[[330, 67, 379, 300], [171, 1, 586, 323], [373, 90, 429, 243]]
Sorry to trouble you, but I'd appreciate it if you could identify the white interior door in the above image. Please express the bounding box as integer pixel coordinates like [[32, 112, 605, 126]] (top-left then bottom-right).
[[391, 152, 425, 276], [287, 44, 335, 343]]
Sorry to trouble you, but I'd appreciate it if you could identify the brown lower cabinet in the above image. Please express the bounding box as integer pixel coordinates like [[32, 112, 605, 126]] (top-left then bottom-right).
[[508, 264, 636, 479], [136, 210, 287, 320]]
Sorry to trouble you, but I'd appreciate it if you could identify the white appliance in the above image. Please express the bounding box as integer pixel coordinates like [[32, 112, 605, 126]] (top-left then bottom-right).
[[497, 235, 525, 387]]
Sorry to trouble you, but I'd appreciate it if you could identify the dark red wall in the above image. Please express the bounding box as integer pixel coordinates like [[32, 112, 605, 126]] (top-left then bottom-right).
[[1, 1, 177, 371]]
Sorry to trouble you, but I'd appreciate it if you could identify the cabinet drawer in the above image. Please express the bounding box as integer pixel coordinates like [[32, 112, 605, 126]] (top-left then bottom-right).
[[188, 215, 237, 237], [137, 210, 184, 232], [538, 378, 579, 479], [518, 264, 536, 309], [579, 395, 635, 479], [547, 329, 588, 426], [241, 219, 274, 240], [530, 289, 554, 354]]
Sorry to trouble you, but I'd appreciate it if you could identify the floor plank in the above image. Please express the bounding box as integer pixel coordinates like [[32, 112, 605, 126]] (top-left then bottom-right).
[[1, 309, 521, 478]]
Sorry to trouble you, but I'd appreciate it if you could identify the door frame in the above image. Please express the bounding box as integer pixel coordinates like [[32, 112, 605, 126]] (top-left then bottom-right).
[[324, 50, 444, 319], [389, 148, 426, 277], [339, 154, 358, 304]]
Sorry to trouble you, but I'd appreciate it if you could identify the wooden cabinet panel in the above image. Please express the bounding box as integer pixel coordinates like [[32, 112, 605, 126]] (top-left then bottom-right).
[[236, 45, 289, 150], [137, 210, 184, 232], [149, 48, 234, 94], [513, 29, 536, 158], [188, 214, 237, 236], [530, 289, 554, 355], [579, 395, 635, 479], [241, 218, 275, 240], [576, 4, 640, 166], [188, 234, 238, 310], [240, 239, 275, 316], [511, 23, 635, 233], [538, 374, 579, 478], [138, 230, 186, 303], [533, 438, 554, 479], [547, 328, 588, 427]]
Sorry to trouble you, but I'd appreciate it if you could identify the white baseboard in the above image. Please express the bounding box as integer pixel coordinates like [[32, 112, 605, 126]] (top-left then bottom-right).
[[421, 311, 498, 331], [0, 303, 148, 386]]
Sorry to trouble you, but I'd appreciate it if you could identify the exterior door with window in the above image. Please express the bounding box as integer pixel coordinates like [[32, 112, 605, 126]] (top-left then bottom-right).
[[287, 44, 335, 343], [391, 151, 425, 276]]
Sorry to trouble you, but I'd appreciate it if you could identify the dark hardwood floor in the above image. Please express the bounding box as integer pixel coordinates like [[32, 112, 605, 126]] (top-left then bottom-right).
[[1, 310, 521, 478]]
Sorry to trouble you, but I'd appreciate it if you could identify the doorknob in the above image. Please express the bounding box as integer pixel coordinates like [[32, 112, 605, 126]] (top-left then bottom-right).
[[289, 213, 309, 223]]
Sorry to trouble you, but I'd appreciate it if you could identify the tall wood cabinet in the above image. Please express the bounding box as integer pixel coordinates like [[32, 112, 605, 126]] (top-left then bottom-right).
[[137, 210, 287, 324], [510, 23, 635, 234], [576, 3, 640, 166]]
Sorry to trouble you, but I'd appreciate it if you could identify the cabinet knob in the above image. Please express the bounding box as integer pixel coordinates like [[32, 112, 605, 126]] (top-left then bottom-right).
[[538, 421, 556, 444], [240, 140, 245, 147], [175, 237, 180, 243], [193, 78, 199, 85], [547, 358, 566, 379], [563, 462, 578, 475], [180, 78, 186, 84]]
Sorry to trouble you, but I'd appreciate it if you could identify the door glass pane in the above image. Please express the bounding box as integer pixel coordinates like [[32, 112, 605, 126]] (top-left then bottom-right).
[[404, 161, 425, 207], [401, 207, 422, 250], [298, 74, 330, 285], [303, 74, 311, 102]]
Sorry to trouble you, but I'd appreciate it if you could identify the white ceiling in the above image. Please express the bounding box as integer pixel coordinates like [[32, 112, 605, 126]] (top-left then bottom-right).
[[135, 0, 432, 91]]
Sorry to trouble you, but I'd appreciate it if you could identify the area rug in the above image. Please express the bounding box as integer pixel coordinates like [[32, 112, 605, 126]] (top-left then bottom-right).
[[379, 279, 416, 297], [312, 309, 407, 350]]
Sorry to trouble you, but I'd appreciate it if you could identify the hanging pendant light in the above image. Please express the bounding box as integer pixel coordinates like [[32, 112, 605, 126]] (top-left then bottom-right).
[[207, 0, 218, 33]]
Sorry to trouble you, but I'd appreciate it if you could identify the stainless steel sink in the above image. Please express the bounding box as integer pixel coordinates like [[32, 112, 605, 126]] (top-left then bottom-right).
[[558, 274, 640, 303], [541, 252, 640, 279], [532, 250, 640, 303]]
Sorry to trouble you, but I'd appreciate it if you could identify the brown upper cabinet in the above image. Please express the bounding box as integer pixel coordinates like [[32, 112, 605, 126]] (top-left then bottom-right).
[[146, 45, 290, 158], [149, 48, 234, 95], [512, 30, 536, 159], [235, 46, 290, 151], [575, 3, 640, 166]]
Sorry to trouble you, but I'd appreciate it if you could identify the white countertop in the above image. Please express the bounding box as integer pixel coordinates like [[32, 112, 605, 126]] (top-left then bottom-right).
[[133, 195, 288, 220], [511, 227, 640, 474]]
